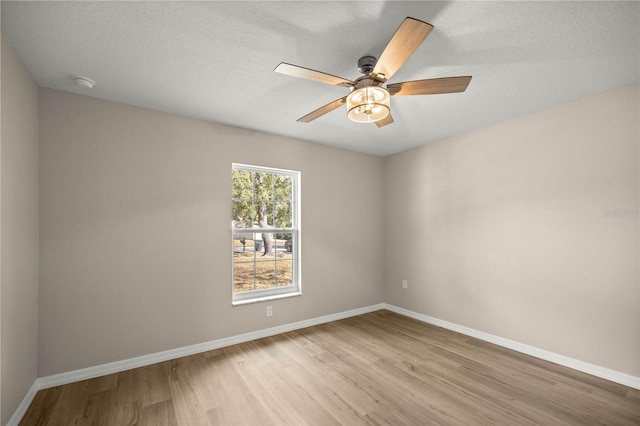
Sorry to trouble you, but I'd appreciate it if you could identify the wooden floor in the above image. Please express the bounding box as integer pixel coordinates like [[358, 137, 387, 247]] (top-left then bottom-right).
[[21, 310, 639, 425]]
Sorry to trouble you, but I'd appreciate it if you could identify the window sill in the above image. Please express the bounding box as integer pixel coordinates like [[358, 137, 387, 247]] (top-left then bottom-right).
[[232, 291, 302, 306]]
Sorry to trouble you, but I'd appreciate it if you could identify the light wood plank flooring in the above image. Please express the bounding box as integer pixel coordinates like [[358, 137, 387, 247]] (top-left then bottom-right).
[[21, 310, 639, 425]]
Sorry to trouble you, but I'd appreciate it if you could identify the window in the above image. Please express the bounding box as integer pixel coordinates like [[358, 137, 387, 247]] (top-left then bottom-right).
[[231, 164, 300, 304]]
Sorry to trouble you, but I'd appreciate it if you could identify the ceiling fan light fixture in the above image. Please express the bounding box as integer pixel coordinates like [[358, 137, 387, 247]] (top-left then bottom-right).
[[346, 86, 390, 123]]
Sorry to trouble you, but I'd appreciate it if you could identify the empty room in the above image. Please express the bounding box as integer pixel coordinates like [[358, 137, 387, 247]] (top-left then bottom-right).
[[1, 1, 638, 425]]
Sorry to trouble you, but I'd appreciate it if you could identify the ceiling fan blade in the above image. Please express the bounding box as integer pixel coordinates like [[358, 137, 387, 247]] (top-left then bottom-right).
[[387, 76, 472, 96], [375, 113, 394, 128], [297, 96, 347, 122], [371, 17, 434, 82], [275, 63, 354, 87]]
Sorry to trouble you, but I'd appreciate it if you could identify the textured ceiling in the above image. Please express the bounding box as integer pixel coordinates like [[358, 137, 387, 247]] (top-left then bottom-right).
[[2, 1, 638, 157]]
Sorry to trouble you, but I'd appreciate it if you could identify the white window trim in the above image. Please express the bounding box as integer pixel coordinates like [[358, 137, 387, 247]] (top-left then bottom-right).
[[231, 164, 301, 305]]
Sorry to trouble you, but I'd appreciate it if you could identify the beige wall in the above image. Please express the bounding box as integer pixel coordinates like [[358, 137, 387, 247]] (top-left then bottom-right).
[[385, 83, 640, 376], [0, 35, 40, 424], [38, 88, 385, 376]]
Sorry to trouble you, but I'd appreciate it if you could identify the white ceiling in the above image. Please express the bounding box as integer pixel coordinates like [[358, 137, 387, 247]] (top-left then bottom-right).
[[2, 1, 638, 157]]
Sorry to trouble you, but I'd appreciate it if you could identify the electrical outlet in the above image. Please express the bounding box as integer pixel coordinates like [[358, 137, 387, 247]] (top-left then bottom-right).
[[266, 306, 273, 317], [402, 280, 408, 289]]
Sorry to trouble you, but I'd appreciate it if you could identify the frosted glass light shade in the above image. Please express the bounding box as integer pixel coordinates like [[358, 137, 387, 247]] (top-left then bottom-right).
[[346, 86, 390, 123]]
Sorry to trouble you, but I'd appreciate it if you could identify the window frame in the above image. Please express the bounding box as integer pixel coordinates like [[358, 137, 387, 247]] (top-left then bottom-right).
[[231, 163, 301, 305]]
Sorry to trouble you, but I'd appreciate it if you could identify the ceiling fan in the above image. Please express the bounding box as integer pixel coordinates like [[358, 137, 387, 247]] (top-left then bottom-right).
[[274, 17, 472, 128]]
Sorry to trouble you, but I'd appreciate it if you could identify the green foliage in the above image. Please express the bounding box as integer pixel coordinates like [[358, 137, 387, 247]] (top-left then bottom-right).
[[232, 168, 293, 229]]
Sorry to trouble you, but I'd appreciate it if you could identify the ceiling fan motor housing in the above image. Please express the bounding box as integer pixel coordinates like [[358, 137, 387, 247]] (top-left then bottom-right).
[[357, 55, 377, 75]]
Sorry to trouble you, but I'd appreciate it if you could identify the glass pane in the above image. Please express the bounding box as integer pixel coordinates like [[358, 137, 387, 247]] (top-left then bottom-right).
[[253, 201, 273, 225], [273, 202, 292, 228], [276, 260, 293, 287], [233, 261, 255, 293], [232, 169, 253, 200], [255, 259, 276, 290], [274, 174, 292, 201], [255, 231, 275, 256], [233, 235, 256, 260], [232, 200, 252, 226], [253, 172, 273, 201], [273, 232, 293, 253]]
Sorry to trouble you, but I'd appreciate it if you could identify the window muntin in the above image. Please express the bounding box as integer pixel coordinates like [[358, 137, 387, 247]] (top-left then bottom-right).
[[232, 164, 300, 303]]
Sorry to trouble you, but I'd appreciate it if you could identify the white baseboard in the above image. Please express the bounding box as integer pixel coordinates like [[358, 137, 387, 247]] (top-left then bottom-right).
[[36, 303, 384, 390], [10, 301, 639, 424], [6, 381, 39, 426], [10, 303, 384, 424], [383, 303, 640, 390]]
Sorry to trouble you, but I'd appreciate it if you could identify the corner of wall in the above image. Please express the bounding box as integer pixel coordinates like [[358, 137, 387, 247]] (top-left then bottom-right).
[[1, 32, 40, 426]]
